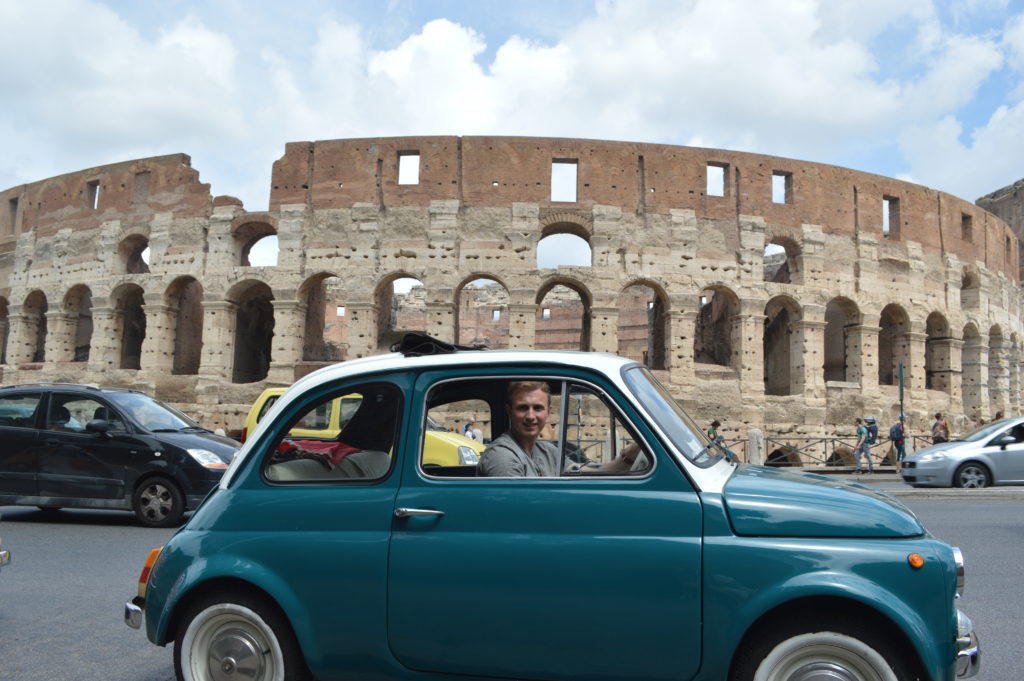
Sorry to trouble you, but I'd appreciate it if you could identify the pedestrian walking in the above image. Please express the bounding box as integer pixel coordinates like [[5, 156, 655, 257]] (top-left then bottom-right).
[[931, 413, 949, 444], [854, 417, 873, 474]]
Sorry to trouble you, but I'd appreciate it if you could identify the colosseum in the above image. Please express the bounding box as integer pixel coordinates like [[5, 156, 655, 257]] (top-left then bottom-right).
[[0, 136, 1020, 456]]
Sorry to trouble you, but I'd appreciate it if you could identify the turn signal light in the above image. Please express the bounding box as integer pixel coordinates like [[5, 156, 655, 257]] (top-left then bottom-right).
[[137, 548, 163, 599], [907, 553, 925, 569]]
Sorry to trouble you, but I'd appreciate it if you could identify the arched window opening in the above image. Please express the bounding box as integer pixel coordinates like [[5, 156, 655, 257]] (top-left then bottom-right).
[[764, 297, 798, 396], [457, 278, 509, 349], [167, 277, 203, 375], [961, 270, 980, 310], [763, 244, 789, 283], [23, 291, 48, 363], [824, 299, 857, 383], [694, 287, 735, 367], [925, 313, 952, 393], [64, 285, 93, 362], [877, 304, 910, 386], [961, 324, 984, 418], [119, 235, 150, 274], [376, 277, 427, 349], [232, 282, 274, 383], [537, 233, 591, 268], [301, 275, 344, 362], [617, 284, 666, 369], [235, 222, 278, 266], [115, 285, 146, 370], [536, 284, 589, 351]]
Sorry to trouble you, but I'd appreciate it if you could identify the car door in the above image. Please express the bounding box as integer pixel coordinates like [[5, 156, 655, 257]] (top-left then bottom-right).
[[35, 393, 135, 499], [986, 423, 1024, 483], [0, 391, 44, 496], [387, 371, 704, 681]]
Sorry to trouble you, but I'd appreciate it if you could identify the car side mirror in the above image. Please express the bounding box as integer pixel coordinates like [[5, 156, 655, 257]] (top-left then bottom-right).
[[995, 434, 1015, 450], [86, 419, 111, 436]]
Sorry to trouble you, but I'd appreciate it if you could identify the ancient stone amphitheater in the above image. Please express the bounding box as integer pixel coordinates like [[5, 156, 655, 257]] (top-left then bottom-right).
[[1, 136, 1019, 446]]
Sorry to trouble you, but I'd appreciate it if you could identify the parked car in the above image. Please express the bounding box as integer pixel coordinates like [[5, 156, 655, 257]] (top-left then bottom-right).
[[125, 338, 979, 681], [241, 387, 484, 467], [0, 383, 239, 527], [902, 416, 1024, 488]]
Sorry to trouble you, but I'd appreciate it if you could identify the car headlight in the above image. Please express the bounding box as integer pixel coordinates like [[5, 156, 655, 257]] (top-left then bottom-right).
[[458, 446, 480, 465], [187, 448, 229, 470], [917, 451, 948, 462]]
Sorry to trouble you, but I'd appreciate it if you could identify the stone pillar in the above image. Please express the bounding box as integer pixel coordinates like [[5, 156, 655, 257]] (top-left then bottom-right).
[[199, 300, 238, 380], [792, 319, 827, 398], [140, 303, 176, 374], [87, 306, 119, 371], [0, 318, 8, 364], [345, 301, 379, 359], [44, 311, 76, 363], [268, 299, 306, 383], [929, 338, 962, 400], [989, 336, 1010, 415], [426, 300, 455, 342], [902, 331, 928, 393], [734, 302, 765, 397], [847, 324, 880, 390], [590, 305, 619, 354], [507, 303, 537, 350], [738, 215, 766, 283], [667, 309, 696, 384], [5, 313, 38, 365], [961, 332, 989, 419]]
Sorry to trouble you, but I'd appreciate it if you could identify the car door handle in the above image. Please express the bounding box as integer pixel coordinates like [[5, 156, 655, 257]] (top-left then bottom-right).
[[394, 507, 445, 518]]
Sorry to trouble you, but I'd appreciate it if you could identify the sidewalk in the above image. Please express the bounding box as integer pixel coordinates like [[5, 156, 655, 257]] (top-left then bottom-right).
[[823, 470, 1024, 500]]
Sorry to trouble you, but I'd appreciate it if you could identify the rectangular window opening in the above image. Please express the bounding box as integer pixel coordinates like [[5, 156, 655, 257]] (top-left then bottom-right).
[[882, 195, 900, 238], [492, 309, 501, 322], [961, 213, 973, 242], [336, 305, 346, 317], [398, 152, 420, 185], [86, 180, 101, 210], [542, 307, 552, 320], [772, 171, 792, 204], [132, 171, 151, 204], [706, 163, 726, 197], [7, 197, 18, 234], [551, 159, 578, 202]]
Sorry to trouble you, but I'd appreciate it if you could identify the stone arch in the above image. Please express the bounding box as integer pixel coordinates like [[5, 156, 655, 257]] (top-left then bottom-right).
[[63, 284, 93, 362], [989, 324, 1008, 415], [763, 295, 801, 395], [118, 234, 150, 274], [536, 278, 591, 351], [961, 268, 981, 310], [298, 273, 344, 362], [695, 285, 738, 367], [456, 275, 510, 349], [228, 280, 274, 383], [925, 312, 953, 393], [824, 297, 859, 383], [962, 322, 985, 418], [540, 214, 593, 239], [233, 218, 278, 267], [617, 280, 668, 370], [763, 235, 801, 284], [22, 290, 48, 363], [373, 273, 428, 350], [878, 303, 910, 386], [110, 283, 146, 370], [165, 276, 204, 375], [0, 296, 8, 363]]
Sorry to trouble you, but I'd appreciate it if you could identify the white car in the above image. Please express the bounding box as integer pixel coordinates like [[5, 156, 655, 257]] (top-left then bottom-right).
[[901, 417, 1024, 488]]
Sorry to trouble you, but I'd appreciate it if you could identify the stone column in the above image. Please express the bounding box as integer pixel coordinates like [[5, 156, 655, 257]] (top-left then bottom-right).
[[901, 331, 928, 393], [989, 336, 1010, 415], [846, 324, 880, 390], [86, 306, 119, 371], [426, 300, 455, 342], [267, 299, 306, 383], [198, 300, 238, 380], [140, 303, 176, 374], [4, 314, 36, 365], [792, 319, 827, 398], [929, 338, 962, 401], [734, 303, 766, 397], [666, 309, 696, 384], [0, 318, 8, 364], [345, 301, 379, 359], [44, 311, 76, 363], [507, 303, 537, 350], [961, 332, 988, 419], [590, 305, 619, 355]]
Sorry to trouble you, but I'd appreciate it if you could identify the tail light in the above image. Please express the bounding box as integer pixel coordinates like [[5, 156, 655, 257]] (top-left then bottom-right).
[[137, 548, 163, 599]]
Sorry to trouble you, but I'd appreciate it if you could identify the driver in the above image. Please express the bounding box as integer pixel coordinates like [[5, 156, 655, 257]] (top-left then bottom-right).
[[478, 380, 638, 477]]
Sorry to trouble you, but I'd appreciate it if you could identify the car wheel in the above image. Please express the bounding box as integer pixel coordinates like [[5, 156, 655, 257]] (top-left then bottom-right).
[[731, 618, 913, 681], [175, 591, 310, 681], [132, 476, 185, 528], [955, 463, 991, 488]]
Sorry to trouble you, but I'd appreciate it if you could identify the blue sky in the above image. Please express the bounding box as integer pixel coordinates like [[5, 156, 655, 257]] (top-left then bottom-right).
[[2, 0, 1023, 214]]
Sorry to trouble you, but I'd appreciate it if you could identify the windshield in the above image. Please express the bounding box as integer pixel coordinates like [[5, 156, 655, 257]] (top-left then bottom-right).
[[622, 366, 729, 468], [105, 392, 201, 432]]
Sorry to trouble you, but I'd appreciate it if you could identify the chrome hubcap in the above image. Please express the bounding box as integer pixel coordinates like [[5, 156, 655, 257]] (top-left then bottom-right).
[[960, 467, 987, 488], [139, 483, 172, 520], [208, 627, 266, 681], [787, 661, 859, 681]]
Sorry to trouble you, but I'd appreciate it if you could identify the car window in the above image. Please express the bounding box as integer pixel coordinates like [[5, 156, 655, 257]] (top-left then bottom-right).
[[263, 383, 401, 483], [421, 377, 651, 478], [0, 393, 42, 428], [421, 398, 489, 470], [48, 395, 119, 433]]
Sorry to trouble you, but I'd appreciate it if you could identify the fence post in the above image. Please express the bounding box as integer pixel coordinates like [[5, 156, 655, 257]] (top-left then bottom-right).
[[748, 428, 764, 465]]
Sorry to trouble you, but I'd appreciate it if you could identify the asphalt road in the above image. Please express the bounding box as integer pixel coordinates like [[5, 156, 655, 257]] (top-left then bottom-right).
[[0, 488, 1018, 681]]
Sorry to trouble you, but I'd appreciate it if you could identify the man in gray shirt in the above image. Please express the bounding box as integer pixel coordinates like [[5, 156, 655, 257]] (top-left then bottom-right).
[[478, 380, 637, 477]]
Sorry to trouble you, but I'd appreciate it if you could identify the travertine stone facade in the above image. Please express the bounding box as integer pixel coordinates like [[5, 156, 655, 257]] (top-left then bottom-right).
[[0, 137, 1020, 442]]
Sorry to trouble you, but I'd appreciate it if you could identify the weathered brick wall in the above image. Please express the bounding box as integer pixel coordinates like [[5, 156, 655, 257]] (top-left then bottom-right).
[[1, 136, 1020, 448]]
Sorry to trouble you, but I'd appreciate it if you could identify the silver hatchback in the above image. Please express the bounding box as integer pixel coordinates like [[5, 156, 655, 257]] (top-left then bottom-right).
[[902, 417, 1024, 488]]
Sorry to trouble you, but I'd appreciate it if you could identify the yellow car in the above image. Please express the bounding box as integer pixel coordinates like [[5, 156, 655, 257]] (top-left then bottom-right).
[[242, 387, 484, 467]]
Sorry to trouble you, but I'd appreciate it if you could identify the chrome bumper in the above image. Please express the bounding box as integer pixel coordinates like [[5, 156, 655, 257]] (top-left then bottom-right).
[[124, 596, 144, 630], [0, 547, 9, 569], [956, 609, 980, 678]]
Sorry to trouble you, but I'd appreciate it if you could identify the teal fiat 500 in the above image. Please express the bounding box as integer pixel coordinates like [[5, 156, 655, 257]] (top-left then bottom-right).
[[125, 340, 979, 681]]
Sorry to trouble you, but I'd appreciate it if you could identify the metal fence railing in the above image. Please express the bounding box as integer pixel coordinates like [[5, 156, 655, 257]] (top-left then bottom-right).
[[723, 433, 932, 469]]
